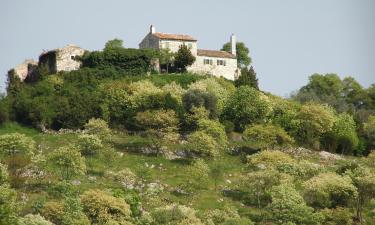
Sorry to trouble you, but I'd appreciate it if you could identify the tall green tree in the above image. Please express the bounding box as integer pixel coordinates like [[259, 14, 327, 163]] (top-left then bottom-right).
[[235, 66, 259, 89], [222, 42, 251, 68], [104, 39, 124, 50], [174, 45, 196, 72]]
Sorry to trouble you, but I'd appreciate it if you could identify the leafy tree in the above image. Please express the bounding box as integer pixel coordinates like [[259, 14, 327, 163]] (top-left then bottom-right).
[[303, 172, 357, 208], [363, 115, 375, 150], [183, 89, 217, 119], [158, 48, 175, 73], [104, 38, 124, 50], [235, 66, 258, 90], [48, 145, 86, 180], [135, 109, 179, 155], [222, 86, 271, 131], [0, 133, 35, 174], [80, 189, 132, 225], [238, 169, 282, 207], [323, 113, 359, 155], [345, 167, 375, 223], [243, 124, 294, 149], [184, 131, 218, 158], [295, 103, 335, 149], [174, 45, 196, 72], [267, 184, 321, 225], [222, 42, 251, 68]]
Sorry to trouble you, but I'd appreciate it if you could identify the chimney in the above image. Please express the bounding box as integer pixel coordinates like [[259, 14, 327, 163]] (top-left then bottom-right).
[[150, 25, 155, 34], [230, 34, 236, 56]]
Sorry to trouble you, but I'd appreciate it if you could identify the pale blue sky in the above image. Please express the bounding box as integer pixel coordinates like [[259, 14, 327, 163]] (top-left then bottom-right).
[[0, 0, 374, 96]]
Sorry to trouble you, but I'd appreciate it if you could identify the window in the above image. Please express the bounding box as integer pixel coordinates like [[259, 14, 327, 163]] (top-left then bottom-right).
[[217, 59, 226, 66], [204, 59, 213, 65], [164, 42, 170, 49], [71, 55, 75, 60], [187, 43, 192, 49]]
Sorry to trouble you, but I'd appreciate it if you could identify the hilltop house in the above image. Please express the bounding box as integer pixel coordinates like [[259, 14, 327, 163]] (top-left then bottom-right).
[[38, 45, 85, 74], [139, 25, 240, 80]]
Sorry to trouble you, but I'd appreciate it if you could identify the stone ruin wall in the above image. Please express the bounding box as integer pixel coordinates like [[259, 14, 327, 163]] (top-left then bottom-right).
[[55, 45, 85, 72]]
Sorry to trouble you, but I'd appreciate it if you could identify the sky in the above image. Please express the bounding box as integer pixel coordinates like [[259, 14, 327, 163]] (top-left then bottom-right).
[[0, 0, 374, 96]]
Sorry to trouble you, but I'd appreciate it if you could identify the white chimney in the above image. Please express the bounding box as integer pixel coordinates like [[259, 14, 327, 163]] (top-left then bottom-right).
[[150, 25, 155, 34], [230, 34, 236, 56]]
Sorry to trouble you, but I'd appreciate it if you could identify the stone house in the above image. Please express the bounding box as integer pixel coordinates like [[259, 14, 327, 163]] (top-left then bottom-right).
[[139, 25, 240, 80], [38, 44, 85, 74], [11, 59, 38, 81]]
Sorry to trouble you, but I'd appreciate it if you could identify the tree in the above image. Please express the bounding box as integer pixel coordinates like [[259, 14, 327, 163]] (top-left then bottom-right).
[[295, 103, 335, 149], [235, 66, 258, 89], [320, 207, 352, 225], [184, 131, 219, 158], [84, 118, 111, 140], [183, 89, 217, 120], [81, 189, 132, 225], [48, 145, 86, 180], [222, 42, 251, 68], [135, 109, 180, 155], [363, 115, 375, 150], [104, 38, 124, 50], [346, 167, 375, 224], [243, 124, 294, 149], [303, 172, 357, 208], [267, 184, 321, 225], [221, 86, 271, 131], [174, 45, 196, 72], [0, 133, 35, 174], [322, 113, 359, 155], [158, 48, 175, 73], [238, 169, 282, 208]]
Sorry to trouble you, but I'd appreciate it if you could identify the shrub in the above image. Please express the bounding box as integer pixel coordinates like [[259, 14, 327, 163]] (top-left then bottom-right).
[[77, 134, 104, 156], [243, 124, 294, 149], [18, 214, 54, 225], [184, 131, 219, 157], [0, 185, 19, 225], [182, 158, 210, 191], [202, 207, 254, 225], [237, 169, 282, 207], [320, 207, 352, 225], [105, 168, 138, 189], [267, 184, 321, 225], [135, 109, 179, 131], [151, 204, 203, 225], [81, 189, 132, 225], [41, 199, 89, 225], [221, 86, 271, 131], [303, 172, 358, 208], [197, 119, 228, 150], [246, 150, 295, 169], [0, 163, 8, 185], [183, 89, 217, 119], [84, 118, 111, 139], [48, 145, 86, 180]]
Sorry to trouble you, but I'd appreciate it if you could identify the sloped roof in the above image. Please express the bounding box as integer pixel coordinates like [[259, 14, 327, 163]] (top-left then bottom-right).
[[152, 32, 197, 41], [197, 49, 236, 59]]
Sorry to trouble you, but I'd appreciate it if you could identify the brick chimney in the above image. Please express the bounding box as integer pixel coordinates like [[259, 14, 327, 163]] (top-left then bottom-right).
[[230, 34, 236, 56], [150, 25, 155, 34]]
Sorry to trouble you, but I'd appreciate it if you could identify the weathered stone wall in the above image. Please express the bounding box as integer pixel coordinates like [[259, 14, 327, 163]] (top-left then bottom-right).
[[188, 56, 239, 80], [55, 45, 85, 72], [139, 33, 160, 49], [13, 59, 38, 81]]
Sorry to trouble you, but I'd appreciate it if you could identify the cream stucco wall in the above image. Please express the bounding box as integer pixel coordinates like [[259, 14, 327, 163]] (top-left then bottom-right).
[[188, 56, 239, 80], [159, 39, 197, 56]]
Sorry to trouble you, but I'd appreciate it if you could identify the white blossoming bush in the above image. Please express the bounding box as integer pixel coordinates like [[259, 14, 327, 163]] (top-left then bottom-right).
[[77, 134, 104, 156]]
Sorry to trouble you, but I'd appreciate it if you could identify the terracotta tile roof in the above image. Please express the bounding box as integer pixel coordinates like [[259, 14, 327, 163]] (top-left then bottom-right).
[[197, 49, 236, 59], [153, 32, 197, 41]]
